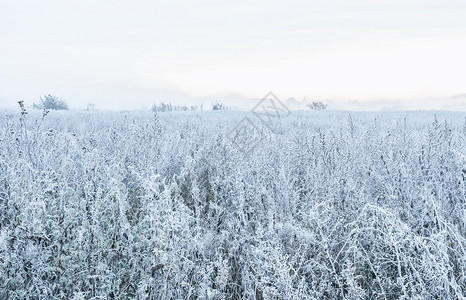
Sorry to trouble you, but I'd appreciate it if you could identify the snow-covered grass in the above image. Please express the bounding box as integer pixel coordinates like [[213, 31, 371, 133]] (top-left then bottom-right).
[[0, 108, 465, 299]]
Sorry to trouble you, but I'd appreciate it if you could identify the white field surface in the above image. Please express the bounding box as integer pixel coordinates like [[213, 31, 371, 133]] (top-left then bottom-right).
[[0, 109, 465, 299]]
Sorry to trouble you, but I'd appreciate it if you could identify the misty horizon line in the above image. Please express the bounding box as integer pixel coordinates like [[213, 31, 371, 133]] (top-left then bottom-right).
[[1, 93, 466, 113], [1, 90, 466, 112]]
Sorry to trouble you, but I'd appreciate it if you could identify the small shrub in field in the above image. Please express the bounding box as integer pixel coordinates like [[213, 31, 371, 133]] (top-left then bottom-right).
[[33, 94, 69, 110]]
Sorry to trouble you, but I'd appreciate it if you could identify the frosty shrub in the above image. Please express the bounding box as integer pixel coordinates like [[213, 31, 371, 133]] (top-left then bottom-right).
[[33, 94, 69, 110], [306, 101, 328, 110], [0, 108, 465, 299]]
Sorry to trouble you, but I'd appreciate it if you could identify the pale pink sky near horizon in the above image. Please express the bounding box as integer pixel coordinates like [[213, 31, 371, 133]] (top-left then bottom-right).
[[1, 0, 466, 110]]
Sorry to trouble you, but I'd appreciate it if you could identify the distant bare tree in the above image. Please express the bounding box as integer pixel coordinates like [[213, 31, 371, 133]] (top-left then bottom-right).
[[307, 101, 328, 110], [86, 103, 96, 111], [212, 102, 228, 110]]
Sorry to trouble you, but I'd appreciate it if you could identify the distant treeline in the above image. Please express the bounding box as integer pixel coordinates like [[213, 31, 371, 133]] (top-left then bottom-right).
[[152, 102, 228, 112]]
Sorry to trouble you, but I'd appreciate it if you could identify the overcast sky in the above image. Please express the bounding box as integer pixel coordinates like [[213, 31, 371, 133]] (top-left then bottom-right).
[[1, 0, 466, 110]]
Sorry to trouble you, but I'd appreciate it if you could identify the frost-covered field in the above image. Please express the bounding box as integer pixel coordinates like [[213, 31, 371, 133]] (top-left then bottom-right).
[[0, 109, 465, 299]]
